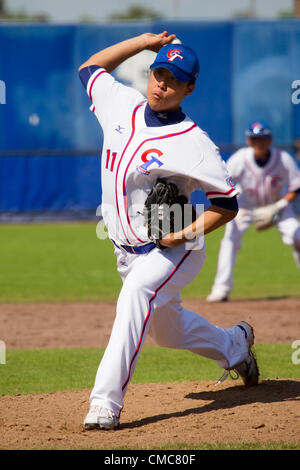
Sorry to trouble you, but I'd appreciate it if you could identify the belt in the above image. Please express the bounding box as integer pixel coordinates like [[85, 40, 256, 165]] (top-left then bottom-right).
[[112, 240, 156, 255]]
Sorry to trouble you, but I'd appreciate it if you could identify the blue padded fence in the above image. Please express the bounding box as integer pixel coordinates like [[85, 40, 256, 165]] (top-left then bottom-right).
[[0, 20, 300, 218]]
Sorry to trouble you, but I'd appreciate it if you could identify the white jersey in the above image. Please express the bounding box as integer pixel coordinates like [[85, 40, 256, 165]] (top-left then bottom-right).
[[80, 63, 256, 421], [85, 68, 238, 246], [227, 146, 300, 209]]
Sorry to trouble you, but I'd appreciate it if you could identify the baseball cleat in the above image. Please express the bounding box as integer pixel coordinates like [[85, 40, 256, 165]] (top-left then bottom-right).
[[234, 350, 259, 387], [83, 405, 120, 430], [206, 291, 229, 302], [215, 321, 259, 387]]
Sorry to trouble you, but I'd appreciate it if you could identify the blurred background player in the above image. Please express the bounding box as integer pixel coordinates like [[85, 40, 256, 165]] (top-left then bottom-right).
[[207, 121, 300, 302]]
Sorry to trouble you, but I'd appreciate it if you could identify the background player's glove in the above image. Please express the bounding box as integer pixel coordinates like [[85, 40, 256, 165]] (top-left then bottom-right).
[[143, 179, 194, 247], [252, 198, 288, 231]]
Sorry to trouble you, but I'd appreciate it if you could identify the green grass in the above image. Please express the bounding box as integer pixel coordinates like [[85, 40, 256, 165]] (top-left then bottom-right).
[[0, 223, 122, 302], [1, 223, 299, 451], [1, 344, 299, 451], [0, 222, 299, 303], [93, 442, 300, 450], [0, 343, 299, 396], [48, 442, 299, 450], [184, 224, 300, 299], [141, 442, 300, 450], [21, 442, 300, 451]]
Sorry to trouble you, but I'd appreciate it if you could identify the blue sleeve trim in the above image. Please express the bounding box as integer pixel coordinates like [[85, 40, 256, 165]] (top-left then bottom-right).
[[79, 65, 101, 88], [211, 196, 239, 212]]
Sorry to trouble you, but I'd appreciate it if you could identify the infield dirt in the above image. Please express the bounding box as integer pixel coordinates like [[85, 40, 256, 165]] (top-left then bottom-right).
[[0, 298, 300, 449]]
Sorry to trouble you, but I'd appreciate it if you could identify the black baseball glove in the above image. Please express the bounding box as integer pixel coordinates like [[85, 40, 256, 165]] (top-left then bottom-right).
[[143, 178, 195, 248]]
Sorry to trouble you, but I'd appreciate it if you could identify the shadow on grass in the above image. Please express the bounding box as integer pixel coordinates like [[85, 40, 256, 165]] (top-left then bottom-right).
[[119, 379, 300, 430]]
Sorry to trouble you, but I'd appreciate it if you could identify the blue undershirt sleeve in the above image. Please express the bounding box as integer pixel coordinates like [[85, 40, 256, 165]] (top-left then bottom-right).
[[210, 196, 239, 212], [78, 65, 101, 89]]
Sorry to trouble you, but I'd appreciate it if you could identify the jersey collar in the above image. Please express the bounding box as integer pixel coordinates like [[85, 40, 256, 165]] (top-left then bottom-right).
[[254, 150, 271, 168], [144, 102, 186, 127]]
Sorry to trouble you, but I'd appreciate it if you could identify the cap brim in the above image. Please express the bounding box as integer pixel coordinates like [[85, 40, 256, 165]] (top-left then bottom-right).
[[149, 62, 192, 82], [246, 132, 272, 138]]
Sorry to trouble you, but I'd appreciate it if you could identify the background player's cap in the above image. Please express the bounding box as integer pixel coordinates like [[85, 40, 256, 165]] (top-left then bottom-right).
[[246, 121, 272, 138], [149, 44, 199, 82]]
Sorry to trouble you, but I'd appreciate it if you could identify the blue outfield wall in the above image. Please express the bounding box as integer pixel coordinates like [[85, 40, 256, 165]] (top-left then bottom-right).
[[0, 20, 300, 216]]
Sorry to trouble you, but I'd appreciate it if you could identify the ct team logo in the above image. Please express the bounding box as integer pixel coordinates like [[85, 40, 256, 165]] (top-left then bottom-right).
[[167, 49, 183, 62], [251, 122, 263, 134], [226, 176, 236, 188], [136, 148, 164, 175]]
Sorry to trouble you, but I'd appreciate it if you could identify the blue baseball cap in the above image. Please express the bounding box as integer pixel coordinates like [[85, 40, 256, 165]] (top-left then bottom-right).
[[246, 121, 272, 138], [149, 44, 199, 82]]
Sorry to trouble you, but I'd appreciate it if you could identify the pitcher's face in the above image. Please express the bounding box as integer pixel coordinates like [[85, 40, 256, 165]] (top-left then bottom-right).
[[147, 68, 195, 112]]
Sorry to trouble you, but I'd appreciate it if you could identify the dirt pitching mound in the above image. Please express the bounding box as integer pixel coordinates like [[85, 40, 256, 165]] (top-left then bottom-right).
[[1, 380, 300, 449], [0, 298, 300, 449], [1, 297, 299, 349]]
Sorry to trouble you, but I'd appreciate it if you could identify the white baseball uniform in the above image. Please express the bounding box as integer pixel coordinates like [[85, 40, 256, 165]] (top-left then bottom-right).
[[81, 66, 250, 417], [209, 146, 300, 299]]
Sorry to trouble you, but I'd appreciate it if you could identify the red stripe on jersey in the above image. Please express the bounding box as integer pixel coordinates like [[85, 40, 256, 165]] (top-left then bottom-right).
[[206, 188, 236, 197], [121, 249, 192, 393], [243, 149, 281, 206], [88, 70, 108, 103], [244, 159, 260, 205], [263, 149, 280, 204], [122, 123, 197, 242], [114, 103, 144, 244]]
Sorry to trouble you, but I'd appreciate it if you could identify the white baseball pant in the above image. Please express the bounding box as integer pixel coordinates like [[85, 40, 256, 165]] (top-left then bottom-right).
[[210, 205, 300, 298], [89, 243, 250, 416]]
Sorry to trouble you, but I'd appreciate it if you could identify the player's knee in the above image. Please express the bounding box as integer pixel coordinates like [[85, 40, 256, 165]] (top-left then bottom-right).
[[149, 327, 177, 348]]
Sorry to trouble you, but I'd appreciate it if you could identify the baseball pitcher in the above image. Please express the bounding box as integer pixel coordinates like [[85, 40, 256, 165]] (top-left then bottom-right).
[[78, 32, 259, 430]]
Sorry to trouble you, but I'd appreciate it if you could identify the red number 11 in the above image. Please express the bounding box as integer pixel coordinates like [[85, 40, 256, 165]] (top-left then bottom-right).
[[106, 149, 117, 172]]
